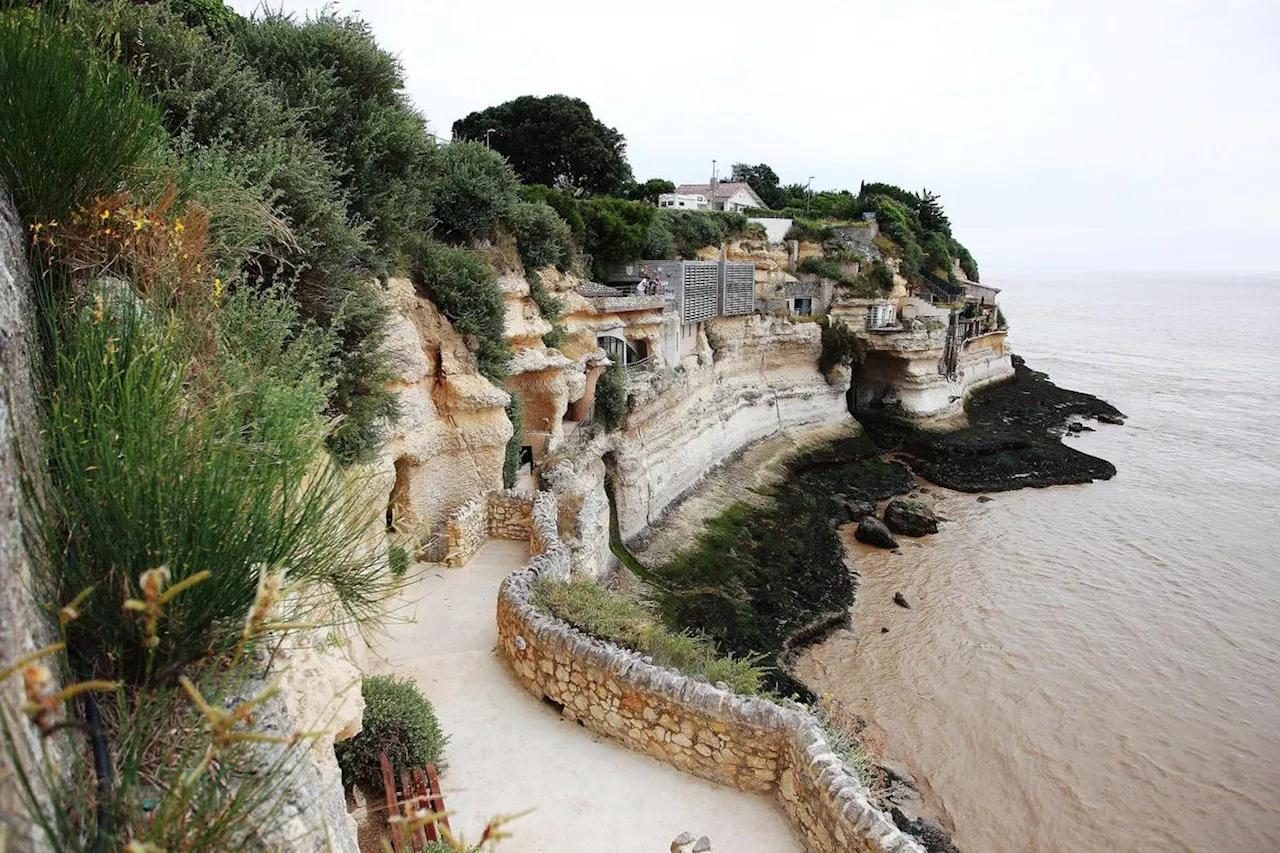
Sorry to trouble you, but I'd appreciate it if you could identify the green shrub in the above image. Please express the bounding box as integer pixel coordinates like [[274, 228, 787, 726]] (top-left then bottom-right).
[[233, 10, 438, 263], [36, 287, 389, 683], [520, 184, 585, 236], [869, 260, 895, 293], [407, 237, 510, 381], [428, 141, 519, 241], [819, 316, 865, 374], [511, 199, 573, 272], [784, 218, 834, 244], [527, 269, 563, 322], [336, 676, 448, 789], [533, 579, 766, 695], [951, 238, 979, 282], [503, 391, 524, 489], [798, 255, 846, 281], [83, 2, 398, 464], [578, 196, 653, 280], [641, 216, 677, 259], [594, 361, 627, 431], [542, 323, 568, 350], [388, 544, 410, 577], [0, 9, 168, 221], [813, 705, 874, 788]]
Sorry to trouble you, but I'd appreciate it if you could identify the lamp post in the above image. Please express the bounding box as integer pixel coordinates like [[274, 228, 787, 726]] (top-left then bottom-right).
[[484, 128, 497, 148], [806, 176, 815, 215]]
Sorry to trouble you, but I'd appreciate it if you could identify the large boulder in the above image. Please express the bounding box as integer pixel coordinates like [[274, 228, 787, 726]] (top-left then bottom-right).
[[855, 516, 899, 549], [884, 498, 939, 537], [842, 499, 878, 522]]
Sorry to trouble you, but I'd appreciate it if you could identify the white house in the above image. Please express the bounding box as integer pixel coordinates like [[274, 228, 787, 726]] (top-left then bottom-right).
[[657, 192, 710, 210], [665, 181, 767, 213]]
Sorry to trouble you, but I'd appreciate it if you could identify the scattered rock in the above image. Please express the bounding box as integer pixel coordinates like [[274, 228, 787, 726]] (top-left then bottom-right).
[[843, 499, 878, 522], [918, 486, 930, 493], [976, 495, 994, 503], [1066, 421, 1084, 433], [1096, 412, 1125, 425], [670, 832, 695, 853], [892, 809, 961, 853], [893, 592, 911, 609], [884, 498, 939, 537], [855, 516, 899, 549], [693, 838, 712, 853], [880, 627, 890, 633]]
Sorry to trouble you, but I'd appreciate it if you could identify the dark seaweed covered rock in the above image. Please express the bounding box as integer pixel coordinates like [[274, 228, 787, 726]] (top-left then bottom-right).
[[842, 499, 878, 522], [892, 809, 962, 853], [884, 498, 938, 537], [856, 516, 899, 549], [861, 355, 1124, 492]]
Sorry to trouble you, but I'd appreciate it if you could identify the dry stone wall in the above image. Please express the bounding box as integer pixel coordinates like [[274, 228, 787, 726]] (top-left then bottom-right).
[[444, 489, 544, 567], [495, 490, 923, 853]]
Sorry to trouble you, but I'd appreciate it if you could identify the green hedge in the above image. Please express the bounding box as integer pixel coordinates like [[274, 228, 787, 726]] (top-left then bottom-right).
[[594, 361, 627, 431], [503, 391, 524, 488], [336, 676, 448, 789]]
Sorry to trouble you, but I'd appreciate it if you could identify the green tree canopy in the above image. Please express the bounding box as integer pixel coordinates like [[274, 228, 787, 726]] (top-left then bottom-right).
[[453, 94, 633, 195], [730, 162, 784, 209], [626, 177, 675, 204]]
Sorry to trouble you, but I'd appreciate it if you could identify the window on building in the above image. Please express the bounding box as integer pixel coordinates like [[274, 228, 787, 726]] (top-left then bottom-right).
[[792, 298, 813, 316]]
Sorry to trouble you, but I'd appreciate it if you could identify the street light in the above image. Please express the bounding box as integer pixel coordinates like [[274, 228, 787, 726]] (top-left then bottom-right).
[[484, 128, 497, 148], [806, 176, 815, 215]]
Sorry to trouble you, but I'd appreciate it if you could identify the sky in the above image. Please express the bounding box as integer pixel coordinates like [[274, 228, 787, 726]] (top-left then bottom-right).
[[227, 0, 1280, 273]]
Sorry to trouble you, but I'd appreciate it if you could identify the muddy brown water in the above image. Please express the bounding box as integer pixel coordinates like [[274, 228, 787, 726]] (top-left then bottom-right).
[[799, 271, 1280, 852]]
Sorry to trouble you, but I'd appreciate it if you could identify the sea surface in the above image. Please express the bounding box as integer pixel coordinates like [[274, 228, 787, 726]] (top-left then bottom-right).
[[797, 270, 1280, 853]]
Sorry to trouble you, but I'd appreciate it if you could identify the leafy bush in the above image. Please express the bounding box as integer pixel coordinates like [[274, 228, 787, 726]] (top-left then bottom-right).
[[388, 544, 410, 577], [798, 255, 847, 281], [542, 323, 568, 350], [503, 391, 524, 489], [952, 238, 979, 282], [0, 8, 168, 220], [35, 286, 389, 683], [511, 200, 572, 272], [869, 260, 895, 293], [641, 216, 677, 259], [578, 196, 653, 280], [428, 141, 519, 241], [407, 237, 510, 381], [336, 676, 448, 789], [784, 218, 834, 244], [923, 231, 955, 279], [83, 2, 399, 464], [520, 184, 585, 236], [526, 270, 563, 322], [233, 10, 437, 263], [594, 361, 627, 431], [819, 316, 865, 374], [533, 579, 766, 695], [655, 209, 751, 258]]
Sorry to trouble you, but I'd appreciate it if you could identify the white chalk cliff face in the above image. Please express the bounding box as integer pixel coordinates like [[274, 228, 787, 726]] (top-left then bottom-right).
[[357, 278, 512, 559], [608, 315, 851, 540]]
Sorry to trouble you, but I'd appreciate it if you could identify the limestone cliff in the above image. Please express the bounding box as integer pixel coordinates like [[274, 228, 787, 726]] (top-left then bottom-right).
[[357, 278, 512, 560]]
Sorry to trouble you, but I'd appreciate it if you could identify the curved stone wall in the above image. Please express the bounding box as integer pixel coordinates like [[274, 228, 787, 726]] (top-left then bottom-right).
[[495, 491, 923, 853]]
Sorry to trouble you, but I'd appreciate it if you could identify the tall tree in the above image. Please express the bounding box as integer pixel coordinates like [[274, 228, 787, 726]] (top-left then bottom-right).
[[916, 188, 951, 236], [730, 162, 784, 209], [452, 95, 632, 195]]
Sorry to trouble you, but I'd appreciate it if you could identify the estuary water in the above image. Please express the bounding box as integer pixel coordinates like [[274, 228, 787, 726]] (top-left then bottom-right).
[[797, 270, 1280, 852]]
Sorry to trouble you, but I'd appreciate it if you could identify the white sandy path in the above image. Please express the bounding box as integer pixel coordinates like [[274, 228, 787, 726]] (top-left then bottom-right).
[[370, 539, 801, 853]]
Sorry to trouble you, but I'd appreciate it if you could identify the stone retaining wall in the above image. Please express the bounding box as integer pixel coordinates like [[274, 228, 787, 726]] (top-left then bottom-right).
[[495, 490, 923, 853], [444, 489, 545, 567]]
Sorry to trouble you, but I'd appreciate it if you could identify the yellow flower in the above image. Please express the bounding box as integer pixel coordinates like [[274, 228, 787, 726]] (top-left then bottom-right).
[[212, 277, 224, 301], [100, 208, 111, 222], [173, 219, 185, 234]]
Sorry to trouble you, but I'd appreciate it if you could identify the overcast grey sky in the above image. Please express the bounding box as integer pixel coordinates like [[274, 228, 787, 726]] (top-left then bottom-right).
[[229, 0, 1279, 272]]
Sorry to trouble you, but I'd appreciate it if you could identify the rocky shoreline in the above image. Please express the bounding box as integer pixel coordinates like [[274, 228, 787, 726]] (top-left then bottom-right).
[[626, 356, 1124, 853], [860, 355, 1125, 493]]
